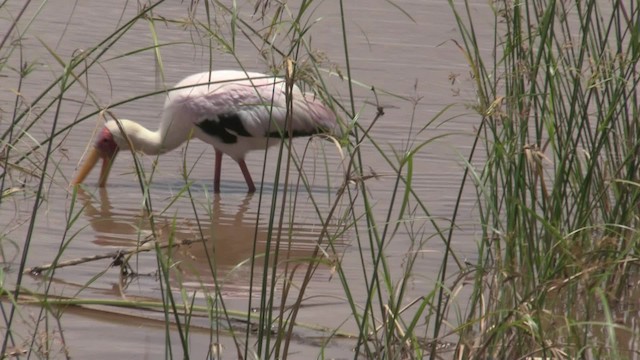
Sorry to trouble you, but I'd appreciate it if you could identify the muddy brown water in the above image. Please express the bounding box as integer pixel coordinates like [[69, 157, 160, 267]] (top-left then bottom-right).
[[0, 1, 494, 358]]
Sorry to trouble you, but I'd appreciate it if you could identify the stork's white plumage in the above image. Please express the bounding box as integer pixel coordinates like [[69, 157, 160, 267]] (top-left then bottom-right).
[[71, 70, 339, 192]]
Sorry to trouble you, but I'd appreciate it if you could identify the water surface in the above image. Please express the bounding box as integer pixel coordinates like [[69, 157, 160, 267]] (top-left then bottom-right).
[[0, 1, 491, 358]]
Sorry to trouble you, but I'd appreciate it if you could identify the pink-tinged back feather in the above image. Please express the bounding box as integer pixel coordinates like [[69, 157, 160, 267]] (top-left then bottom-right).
[[162, 71, 337, 138]]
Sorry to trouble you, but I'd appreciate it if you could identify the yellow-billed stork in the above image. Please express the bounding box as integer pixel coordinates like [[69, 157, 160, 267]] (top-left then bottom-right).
[[71, 70, 339, 193]]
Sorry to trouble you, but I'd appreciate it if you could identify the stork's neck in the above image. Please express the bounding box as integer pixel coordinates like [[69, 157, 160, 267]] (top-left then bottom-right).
[[109, 119, 184, 155], [127, 125, 166, 155]]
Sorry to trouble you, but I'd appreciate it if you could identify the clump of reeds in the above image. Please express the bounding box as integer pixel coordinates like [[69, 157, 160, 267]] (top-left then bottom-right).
[[446, 1, 640, 358]]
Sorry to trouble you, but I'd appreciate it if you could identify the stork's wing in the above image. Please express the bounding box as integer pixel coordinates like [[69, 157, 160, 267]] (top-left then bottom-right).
[[166, 77, 334, 139]]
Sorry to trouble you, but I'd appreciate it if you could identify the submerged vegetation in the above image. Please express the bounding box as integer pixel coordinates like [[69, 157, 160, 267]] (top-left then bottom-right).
[[0, 0, 639, 359]]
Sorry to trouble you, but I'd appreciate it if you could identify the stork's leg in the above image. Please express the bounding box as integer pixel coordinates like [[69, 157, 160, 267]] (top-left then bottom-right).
[[238, 160, 256, 193], [214, 149, 223, 193]]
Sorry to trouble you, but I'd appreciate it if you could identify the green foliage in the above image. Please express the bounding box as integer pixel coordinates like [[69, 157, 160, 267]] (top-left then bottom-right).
[[449, 1, 640, 358]]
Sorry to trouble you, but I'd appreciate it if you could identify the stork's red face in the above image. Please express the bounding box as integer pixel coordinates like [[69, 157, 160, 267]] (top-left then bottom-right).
[[71, 127, 120, 187]]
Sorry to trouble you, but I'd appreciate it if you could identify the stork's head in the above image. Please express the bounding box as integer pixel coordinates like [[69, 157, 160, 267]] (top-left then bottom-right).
[[71, 125, 120, 187]]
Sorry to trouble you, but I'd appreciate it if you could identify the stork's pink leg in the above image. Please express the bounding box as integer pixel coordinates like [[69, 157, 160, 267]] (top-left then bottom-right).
[[214, 149, 222, 193], [238, 160, 256, 193]]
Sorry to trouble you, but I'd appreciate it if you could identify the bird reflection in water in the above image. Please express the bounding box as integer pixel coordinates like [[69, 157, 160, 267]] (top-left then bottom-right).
[[75, 187, 330, 295]]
